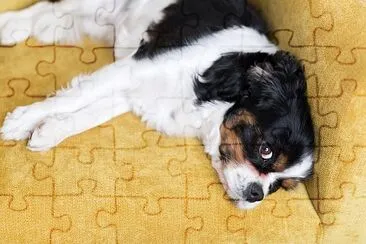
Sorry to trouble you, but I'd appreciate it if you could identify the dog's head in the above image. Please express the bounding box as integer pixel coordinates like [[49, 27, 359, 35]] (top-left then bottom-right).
[[195, 51, 315, 209]]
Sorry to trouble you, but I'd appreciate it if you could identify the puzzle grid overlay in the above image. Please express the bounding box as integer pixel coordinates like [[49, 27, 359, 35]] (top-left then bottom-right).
[[0, 0, 365, 243]]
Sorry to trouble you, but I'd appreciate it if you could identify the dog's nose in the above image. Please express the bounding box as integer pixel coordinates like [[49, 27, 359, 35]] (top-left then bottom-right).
[[245, 183, 264, 202]]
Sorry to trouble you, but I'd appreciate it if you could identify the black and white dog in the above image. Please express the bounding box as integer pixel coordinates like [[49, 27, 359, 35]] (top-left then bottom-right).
[[0, 0, 315, 209]]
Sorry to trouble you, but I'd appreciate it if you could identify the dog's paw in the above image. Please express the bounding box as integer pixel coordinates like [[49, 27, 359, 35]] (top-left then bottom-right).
[[1, 105, 46, 141], [0, 13, 32, 45], [27, 114, 72, 151]]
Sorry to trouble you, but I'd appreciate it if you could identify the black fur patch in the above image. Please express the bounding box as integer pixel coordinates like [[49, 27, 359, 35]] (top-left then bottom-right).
[[268, 180, 282, 194], [133, 0, 267, 59], [193, 52, 269, 104]]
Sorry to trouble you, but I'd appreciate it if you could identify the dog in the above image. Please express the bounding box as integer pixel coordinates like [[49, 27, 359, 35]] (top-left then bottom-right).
[[0, 0, 315, 209]]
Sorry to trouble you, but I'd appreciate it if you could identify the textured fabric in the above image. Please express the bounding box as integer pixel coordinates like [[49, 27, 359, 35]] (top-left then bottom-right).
[[0, 0, 364, 243]]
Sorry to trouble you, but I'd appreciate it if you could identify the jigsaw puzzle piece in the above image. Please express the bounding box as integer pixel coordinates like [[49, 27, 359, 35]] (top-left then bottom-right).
[[37, 45, 114, 90], [52, 179, 116, 243], [0, 195, 70, 243], [96, 0, 133, 58], [169, 145, 219, 199], [318, 81, 366, 161], [115, 130, 187, 214], [309, 146, 366, 202], [0, 43, 55, 97], [264, 184, 310, 218], [27, 36, 114, 64], [97, 197, 202, 243], [306, 80, 365, 205], [304, 48, 366, 97], [33, 148, 133, 196], [0, 144, 53, 210], [272, 30, 317, 63], [0, 0, 117, 46], [314, 183, 366, 243], [75, 40, 114, 64], [187, 184, 252, 242], [312, 0, 366, 63], [53, 124, 115, 163], [106, 113, 152, 149], [0, 2, 76, 46], [252, 0, 332, 46], [0, 79, 39, 111], [308, 97, 338, 147]]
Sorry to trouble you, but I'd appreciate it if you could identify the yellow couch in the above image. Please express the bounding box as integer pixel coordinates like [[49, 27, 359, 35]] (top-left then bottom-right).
[[0, 0, 365, 243]]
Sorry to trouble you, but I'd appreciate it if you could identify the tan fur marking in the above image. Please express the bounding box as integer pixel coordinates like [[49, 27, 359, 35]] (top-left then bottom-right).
[[272, 154, 288, 172], [224, 110, 256, 129], [281, 179, 299, 190], [219, 124, 245, 164]]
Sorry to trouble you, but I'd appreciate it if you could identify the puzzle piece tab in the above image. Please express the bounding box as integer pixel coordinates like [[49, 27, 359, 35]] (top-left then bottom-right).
[[52, 179, 116, 243], [186, 184, 247, 243], [0, 42, 55, 97], [34, 148, 133, 196], [0, 144, 52, 210], [272, 30, 317, 63], [318, 81, 366, 161], [253, 0, 332, 46], [0, 195, 70, 243], [304, 48, 366, 97], [169, 145, 219, 199], [97, 197, 202, 243], [312, 0, 366, 63], [115, 131, 187, 214], [315, 183, 366, 243], [37, 45, 114, 90], [310, 146, 366, 202]]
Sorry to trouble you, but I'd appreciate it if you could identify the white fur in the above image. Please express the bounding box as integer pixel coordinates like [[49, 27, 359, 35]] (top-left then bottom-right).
[[0, 0, 173, 55], [27, 95, 130, 151], [0, 0, 308, 210], [1, 25, 275, 148]]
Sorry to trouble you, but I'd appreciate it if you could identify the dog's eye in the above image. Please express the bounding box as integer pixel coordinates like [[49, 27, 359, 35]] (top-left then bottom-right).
[[259, 143, 273, 160]]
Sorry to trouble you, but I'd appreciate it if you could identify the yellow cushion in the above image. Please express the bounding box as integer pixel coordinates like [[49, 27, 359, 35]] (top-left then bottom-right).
[[1, 0, 365, 243]]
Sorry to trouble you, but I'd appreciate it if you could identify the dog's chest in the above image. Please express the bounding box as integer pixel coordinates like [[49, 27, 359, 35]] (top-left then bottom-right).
[[127, 76, 201, 137], [125, 73, 232, 158]]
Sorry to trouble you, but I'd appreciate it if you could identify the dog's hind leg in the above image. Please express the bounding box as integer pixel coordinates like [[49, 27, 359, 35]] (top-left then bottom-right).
[[0, 0, 116, 45], [26, 95, 130, 151]]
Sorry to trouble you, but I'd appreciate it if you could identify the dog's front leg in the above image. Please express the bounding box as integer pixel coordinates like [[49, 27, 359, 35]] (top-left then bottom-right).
[[1, 57, 138, 143], [26, 95, 130, 151]]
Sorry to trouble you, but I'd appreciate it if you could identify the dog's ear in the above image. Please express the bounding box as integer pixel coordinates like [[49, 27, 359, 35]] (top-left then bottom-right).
[[247, 51, 306, 113], [193, 52, 270, 104], [194, 51, 306, 106], [271, 50, 307, 96], [281, 179, 300, 190]]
